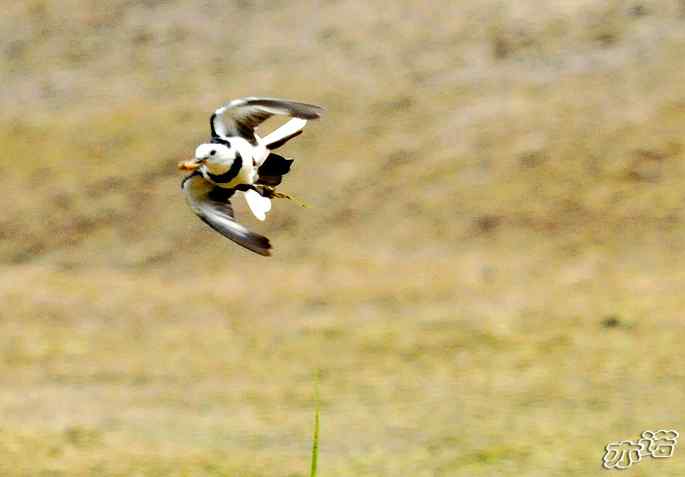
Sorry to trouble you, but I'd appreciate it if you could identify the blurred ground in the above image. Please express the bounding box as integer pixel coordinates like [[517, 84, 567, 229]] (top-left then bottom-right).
[[2, 1, 685, 475]]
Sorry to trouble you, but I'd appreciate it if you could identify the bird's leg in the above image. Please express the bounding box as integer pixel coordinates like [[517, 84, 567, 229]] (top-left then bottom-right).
[[260, 186, 309, 208], [235, 184, 258, 193]]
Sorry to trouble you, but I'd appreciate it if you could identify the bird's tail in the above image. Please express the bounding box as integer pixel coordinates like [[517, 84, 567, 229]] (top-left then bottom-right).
[[256, 153, 294, 186]]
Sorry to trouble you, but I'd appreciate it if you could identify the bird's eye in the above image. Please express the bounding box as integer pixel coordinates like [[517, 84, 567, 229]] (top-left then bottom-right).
[[210, 150, 216, 156]]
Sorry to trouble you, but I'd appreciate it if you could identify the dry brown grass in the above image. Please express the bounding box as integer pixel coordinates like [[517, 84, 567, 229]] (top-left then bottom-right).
[[2, 0, 685, 475]]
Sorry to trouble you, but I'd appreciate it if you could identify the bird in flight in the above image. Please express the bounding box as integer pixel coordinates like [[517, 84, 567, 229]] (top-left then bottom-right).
[[178, 97, 323, 256]]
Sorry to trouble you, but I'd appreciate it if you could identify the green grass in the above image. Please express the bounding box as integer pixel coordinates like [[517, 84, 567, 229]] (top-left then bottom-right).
[[309, 375, 320, 477]]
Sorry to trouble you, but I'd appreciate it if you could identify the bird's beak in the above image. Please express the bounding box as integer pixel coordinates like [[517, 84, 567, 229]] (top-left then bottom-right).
[[177, 158, 206, 171]]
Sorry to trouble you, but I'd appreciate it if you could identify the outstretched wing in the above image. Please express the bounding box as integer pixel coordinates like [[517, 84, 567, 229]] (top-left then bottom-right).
[[182, 173, 272, 256], [210, 97, 324, 143]]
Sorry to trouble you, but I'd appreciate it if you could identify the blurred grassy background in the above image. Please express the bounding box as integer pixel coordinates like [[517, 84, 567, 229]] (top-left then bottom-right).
[[2, 0, 685, 475]]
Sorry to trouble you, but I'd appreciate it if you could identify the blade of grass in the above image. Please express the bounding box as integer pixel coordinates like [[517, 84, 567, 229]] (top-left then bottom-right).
[[309, 372, 321, 477]]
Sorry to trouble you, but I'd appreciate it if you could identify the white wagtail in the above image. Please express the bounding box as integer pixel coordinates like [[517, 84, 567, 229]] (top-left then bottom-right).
[[178, 97, 323, 256]]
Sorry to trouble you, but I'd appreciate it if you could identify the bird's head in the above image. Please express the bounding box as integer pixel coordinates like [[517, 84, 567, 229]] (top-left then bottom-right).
[[178, 141, 236, 172]]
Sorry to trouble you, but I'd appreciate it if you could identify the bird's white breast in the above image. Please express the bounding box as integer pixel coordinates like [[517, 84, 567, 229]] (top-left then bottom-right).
[[201, 137, 265, 188]]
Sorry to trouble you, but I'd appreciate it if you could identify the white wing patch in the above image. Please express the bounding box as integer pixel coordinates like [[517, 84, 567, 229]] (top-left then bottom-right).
[[244, 188, 272, 221], [261, 118, 307, 148]]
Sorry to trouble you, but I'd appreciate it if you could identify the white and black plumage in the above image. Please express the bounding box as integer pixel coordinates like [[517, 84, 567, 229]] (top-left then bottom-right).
[[179, 97, 323, 256]]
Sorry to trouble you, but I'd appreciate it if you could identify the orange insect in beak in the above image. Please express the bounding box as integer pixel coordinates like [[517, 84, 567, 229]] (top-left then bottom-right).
[[177, 158, 206, 171]]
